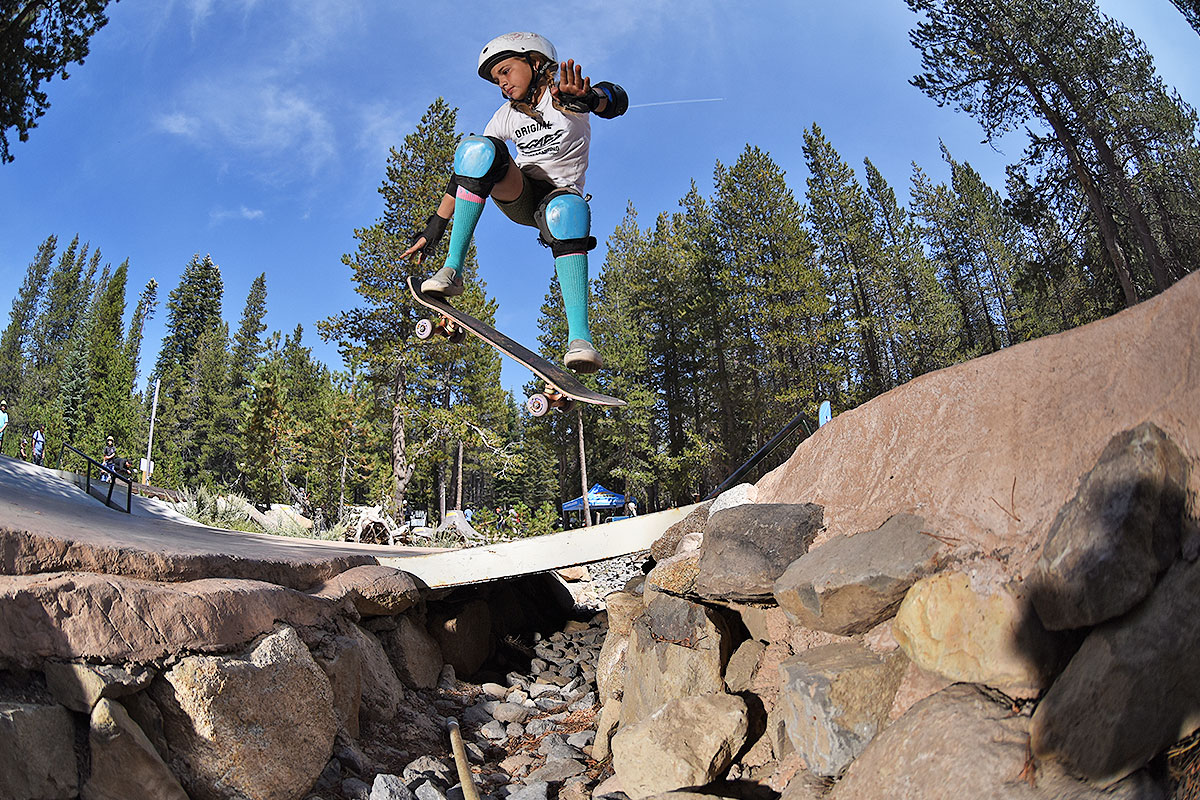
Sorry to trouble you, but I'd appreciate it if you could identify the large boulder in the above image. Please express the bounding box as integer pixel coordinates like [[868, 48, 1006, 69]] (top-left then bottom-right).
[[1031, 555, 1200, 786], [151, 625, 337, 800], [311, 565, 420, 617], [83, 698, 189, 800], [1029, 423, 1188, 630], [0, 572, 340, 668], [776, 642, 907, 777], [381, 614, 443, 689], [774, 513, 944, 635], [345, 622, 404, 723], [620, 594, 732, 727], [828, 684, 1162, 799], [612, 692, 748, 800], [0, 701, 77, 800], [892, 570, 1061, 695], [428, 599, 492, 677], [694, 504, 824, 602], [755, 272, 1200, 587]]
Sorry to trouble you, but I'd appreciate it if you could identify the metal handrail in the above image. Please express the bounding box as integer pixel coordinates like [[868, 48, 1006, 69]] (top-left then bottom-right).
[[704, 408, 815, 501], [58, 443, 133, 514]]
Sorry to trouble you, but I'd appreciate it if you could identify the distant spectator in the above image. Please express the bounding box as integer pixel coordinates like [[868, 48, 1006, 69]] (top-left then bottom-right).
[[0, 400, 8, 447], [627, 497, 638, 517], [31, 424, 45, 466], [101, 435, 116, 482], [19, 437, 27, 460]]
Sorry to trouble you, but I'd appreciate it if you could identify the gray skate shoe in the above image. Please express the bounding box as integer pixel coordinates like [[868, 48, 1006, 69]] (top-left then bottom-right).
[[564, 339, 604, 373], [420, 266, 464, 298]]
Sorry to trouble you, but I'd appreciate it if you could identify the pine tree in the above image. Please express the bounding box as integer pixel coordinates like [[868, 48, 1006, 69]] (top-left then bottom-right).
[[322, 97, 505, 516], [150, 254, 225, 488], [87, 260, 132, 451], [230, 273, 268, 410], [1170, 0, 1200, 34], [0, 235, 56, 402]]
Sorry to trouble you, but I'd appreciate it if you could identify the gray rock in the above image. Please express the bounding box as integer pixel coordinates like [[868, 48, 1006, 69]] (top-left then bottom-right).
[[1030, 423, 1188, 630], [345, 622, 403, 724], [567, 730, 594, 749], [481, 682, 507, 699], [620, 594, 731, 728], [84, 697, 189, 800], [524, 717, 556, 736], [526, 758, 587, 783], [506, 781, 550, 800], [343, 777, 372, 800], [0, 701, 77, 800], [371, 774, 416, 800], [829, 684, 1164, 799], [567, 692, 596, 712], [43, 660, 154, 713], [463, 702, 495, 728], [708, 482, 757, 514], [651, 502, 712, 562], [1032, 554, 1200, 786], [402, 755, 455, 789], [528, 682, 558, 698], [724, 639, 766, 693], [414, 780, 448, 800], [695, 503, 824, 602], [778, 642, 908, 777], [381, 615, 444, 690], [479, 720, 507, 740], [773, 513, 944, 635], [612, 692, 749, 800], [505, 722, 525, 738]]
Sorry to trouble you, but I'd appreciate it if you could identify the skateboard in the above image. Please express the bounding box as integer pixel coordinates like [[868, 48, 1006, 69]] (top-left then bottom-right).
[[407, 275, 626, 416]]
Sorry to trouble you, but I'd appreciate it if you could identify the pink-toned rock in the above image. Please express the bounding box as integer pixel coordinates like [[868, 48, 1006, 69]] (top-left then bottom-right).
[[0, 572, 341, 668], [756, 272, 1200, 586], [311, 565, 420, 616]]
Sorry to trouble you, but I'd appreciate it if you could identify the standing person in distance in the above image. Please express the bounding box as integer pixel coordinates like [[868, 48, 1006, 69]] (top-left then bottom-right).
[[31, 423, 45, 466], [402, 32, 628, 374]]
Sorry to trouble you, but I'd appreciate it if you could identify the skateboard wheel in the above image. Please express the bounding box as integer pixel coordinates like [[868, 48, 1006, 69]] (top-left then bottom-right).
[[526, 394, 551, 417], [415, 318, 435, 340], [448, 328, 467, 344]]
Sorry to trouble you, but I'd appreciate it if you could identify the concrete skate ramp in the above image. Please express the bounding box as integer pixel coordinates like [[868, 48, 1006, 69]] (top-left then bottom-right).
[[0, 457, 686, 589]]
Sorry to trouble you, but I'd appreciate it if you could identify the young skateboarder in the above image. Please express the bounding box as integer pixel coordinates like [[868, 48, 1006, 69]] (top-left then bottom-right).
[[401, 32, 628, 373]]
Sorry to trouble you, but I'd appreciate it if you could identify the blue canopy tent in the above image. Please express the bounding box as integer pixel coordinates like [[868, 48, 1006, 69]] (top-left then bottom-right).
[[562, 484, 636, 525]]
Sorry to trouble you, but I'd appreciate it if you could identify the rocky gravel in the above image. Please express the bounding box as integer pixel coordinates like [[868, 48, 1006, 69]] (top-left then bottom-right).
[[306, 608, 619, 800]]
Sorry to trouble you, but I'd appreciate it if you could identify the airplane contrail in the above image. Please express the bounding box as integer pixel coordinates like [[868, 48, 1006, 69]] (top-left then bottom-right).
[[629, 97, 726, 109]]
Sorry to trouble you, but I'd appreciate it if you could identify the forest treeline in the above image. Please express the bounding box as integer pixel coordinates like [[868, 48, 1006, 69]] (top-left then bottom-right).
[[0, 0, 1196, 528]]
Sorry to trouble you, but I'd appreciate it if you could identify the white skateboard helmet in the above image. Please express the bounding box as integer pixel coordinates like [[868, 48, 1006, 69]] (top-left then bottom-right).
[[478, 32, 558, 82]]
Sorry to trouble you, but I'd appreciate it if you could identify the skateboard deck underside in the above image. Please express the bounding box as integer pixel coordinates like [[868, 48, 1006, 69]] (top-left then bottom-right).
[[407, 276, 625, 408]]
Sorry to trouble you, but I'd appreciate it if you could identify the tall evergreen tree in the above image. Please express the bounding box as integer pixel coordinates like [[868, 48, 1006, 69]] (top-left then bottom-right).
[[322, 98, 504, 516], [230, 273, 268, 409], [0, 235, 56, 402]]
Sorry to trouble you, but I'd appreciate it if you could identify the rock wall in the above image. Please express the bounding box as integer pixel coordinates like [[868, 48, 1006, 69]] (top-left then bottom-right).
[[597, 274, 1200, 799]]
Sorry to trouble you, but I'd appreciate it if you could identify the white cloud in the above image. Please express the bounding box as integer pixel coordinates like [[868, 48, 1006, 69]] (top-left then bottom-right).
[[156, 72, 338, 179], [210, 205, 266, 223]]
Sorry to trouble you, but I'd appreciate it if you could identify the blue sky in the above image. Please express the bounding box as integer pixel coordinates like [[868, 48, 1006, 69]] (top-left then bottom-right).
[[1, 1, 1197, 396]]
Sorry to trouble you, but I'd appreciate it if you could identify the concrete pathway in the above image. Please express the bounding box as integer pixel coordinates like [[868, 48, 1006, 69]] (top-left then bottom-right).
[[0, 457, 686, 589]]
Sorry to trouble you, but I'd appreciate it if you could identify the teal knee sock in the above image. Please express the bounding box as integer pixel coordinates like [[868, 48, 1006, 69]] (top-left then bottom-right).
[[443, 188, 486, 277], [555, 252, 592, 343]]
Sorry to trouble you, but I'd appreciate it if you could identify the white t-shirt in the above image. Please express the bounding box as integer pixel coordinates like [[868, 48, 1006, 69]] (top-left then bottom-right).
[[484, 91, 591, 192]]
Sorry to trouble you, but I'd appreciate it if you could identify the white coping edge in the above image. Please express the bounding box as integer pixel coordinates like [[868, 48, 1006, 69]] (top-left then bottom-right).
[[381, 503, 700, 589]]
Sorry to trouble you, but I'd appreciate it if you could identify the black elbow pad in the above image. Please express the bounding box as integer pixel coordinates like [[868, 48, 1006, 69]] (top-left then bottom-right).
[[594, 81, 629, 119]]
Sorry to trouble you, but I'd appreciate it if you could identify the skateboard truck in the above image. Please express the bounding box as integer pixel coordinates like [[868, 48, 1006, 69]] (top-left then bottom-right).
[[415, 315, 467, 344], [526, 385, 575, 417]]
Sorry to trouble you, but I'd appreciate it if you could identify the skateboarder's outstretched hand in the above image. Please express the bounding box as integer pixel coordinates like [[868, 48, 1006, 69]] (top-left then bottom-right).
[[551, 59, 591, 102]]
